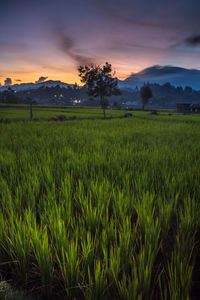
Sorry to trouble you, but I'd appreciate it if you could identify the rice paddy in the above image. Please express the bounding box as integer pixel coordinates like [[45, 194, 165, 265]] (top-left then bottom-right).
[[0, 106, 200, 299]]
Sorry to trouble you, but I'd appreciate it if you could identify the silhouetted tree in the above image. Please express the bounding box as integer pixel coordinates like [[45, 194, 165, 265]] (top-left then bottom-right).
[[3, 88, 22, 103], [78, 62, 121, 118], [140, 85, 152, 110], [184, 86, 193, 93], [27, 97, 33, 120], [176, 86, 183, 95]]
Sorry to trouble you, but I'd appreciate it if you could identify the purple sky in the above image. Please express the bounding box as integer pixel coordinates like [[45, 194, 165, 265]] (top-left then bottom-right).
[[0, 0, 200, 84]]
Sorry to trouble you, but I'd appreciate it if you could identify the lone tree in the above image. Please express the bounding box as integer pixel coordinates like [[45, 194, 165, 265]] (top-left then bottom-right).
[[26, 97, 33, 120], [78, 62, 121, 118], [140, 85, 152, 110]]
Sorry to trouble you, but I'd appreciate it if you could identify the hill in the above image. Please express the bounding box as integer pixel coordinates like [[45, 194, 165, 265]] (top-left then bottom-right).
[[0, 80, 73, 92], [1, 65, 200, 92], [119, 65, 200, 90]]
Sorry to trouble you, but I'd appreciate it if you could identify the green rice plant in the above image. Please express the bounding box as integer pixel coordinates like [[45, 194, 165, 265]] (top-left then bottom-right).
[[112, 190, 134, 226], [0, 176, 15, 215], [0, 212, 8, 260], [80, 231, 95, 271], [135, 192, 155, 236], [157, 193, 179, 236], [48, 215, 68, 257], [84, 259, 108, 300], [118, 216, 137, 267], [56, 237, 80, 298], [117, 265, 139, 300], [166, 243, 194, 300], [159, 193, 198, 300], [116, 219, 160, 299], [59, 173, 72, 224], [136, 193, 161, 253], [106, 245, 121, 296], [137, 245, 158, 299], [31, 226, 54, 298], [0, 210, 34, 282], [134, 193, 161, 299], [101, 218, 117, 249], [79, 194, 105, 236], [164, 223, 196, 299], [179, 196, 199, 234]]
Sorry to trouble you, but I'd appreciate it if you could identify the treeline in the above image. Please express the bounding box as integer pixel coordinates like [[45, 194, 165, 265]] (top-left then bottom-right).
[[150, 82, 200, 107], [0, 85, 88, 105], [0, 82, 200, 107]]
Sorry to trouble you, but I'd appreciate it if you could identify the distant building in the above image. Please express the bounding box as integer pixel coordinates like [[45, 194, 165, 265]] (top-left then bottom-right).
[[176, 103, 200, 113], [122, 101, 138, 109], [176, 103, 191, 112], [190, 104, 200, 112]]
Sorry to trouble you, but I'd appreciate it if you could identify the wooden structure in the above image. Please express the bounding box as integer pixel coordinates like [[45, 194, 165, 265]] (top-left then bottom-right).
[[176, 103, 191, 113], [190, 104, 200, 112]]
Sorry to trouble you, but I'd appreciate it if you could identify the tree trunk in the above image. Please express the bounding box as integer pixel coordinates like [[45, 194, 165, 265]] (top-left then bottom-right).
[[100, 95, 106, 119], [30, 103, 33, 121], [103, 108, 106, 119]]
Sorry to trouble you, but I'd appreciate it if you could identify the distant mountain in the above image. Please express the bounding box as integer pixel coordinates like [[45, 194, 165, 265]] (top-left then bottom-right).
[[0, 80, 73, 92], [2, 65, 200, 93], [119, 65, 200, 90]]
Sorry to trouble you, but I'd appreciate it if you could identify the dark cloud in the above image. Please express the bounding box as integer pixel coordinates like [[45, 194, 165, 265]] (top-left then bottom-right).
[[15, 79, 21, 82], [90, 0, 164, 29], [35, 76, 48, 84], [1, 0, 200, 80], [4, 78, 12, 86], [55, 27, 94, 65], [185, 35, 200, 47], [90, 0, 192, 30]]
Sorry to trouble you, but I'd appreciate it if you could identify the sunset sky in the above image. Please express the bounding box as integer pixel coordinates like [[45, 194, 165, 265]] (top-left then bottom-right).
[[1, 0, 200, 85]]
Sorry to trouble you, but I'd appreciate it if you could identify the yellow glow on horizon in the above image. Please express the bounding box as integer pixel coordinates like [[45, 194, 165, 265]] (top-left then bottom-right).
[[0, 73, 82, 86], [0, 63, 144, 86]]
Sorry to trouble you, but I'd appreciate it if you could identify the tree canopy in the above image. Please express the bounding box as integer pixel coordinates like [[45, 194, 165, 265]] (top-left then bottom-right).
[[140, 85, 152, 110], [78, 62, 121, 118]]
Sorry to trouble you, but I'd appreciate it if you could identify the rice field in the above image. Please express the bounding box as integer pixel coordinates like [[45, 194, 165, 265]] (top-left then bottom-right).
[[0, 106, 200, 299], [0, 104, 124, 121]]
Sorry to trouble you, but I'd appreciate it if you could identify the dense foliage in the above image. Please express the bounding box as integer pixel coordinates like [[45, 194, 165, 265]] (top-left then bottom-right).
[[140, 85, 152, 109], [1, 81, 200, 108], [78, 62, 121, 117]]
